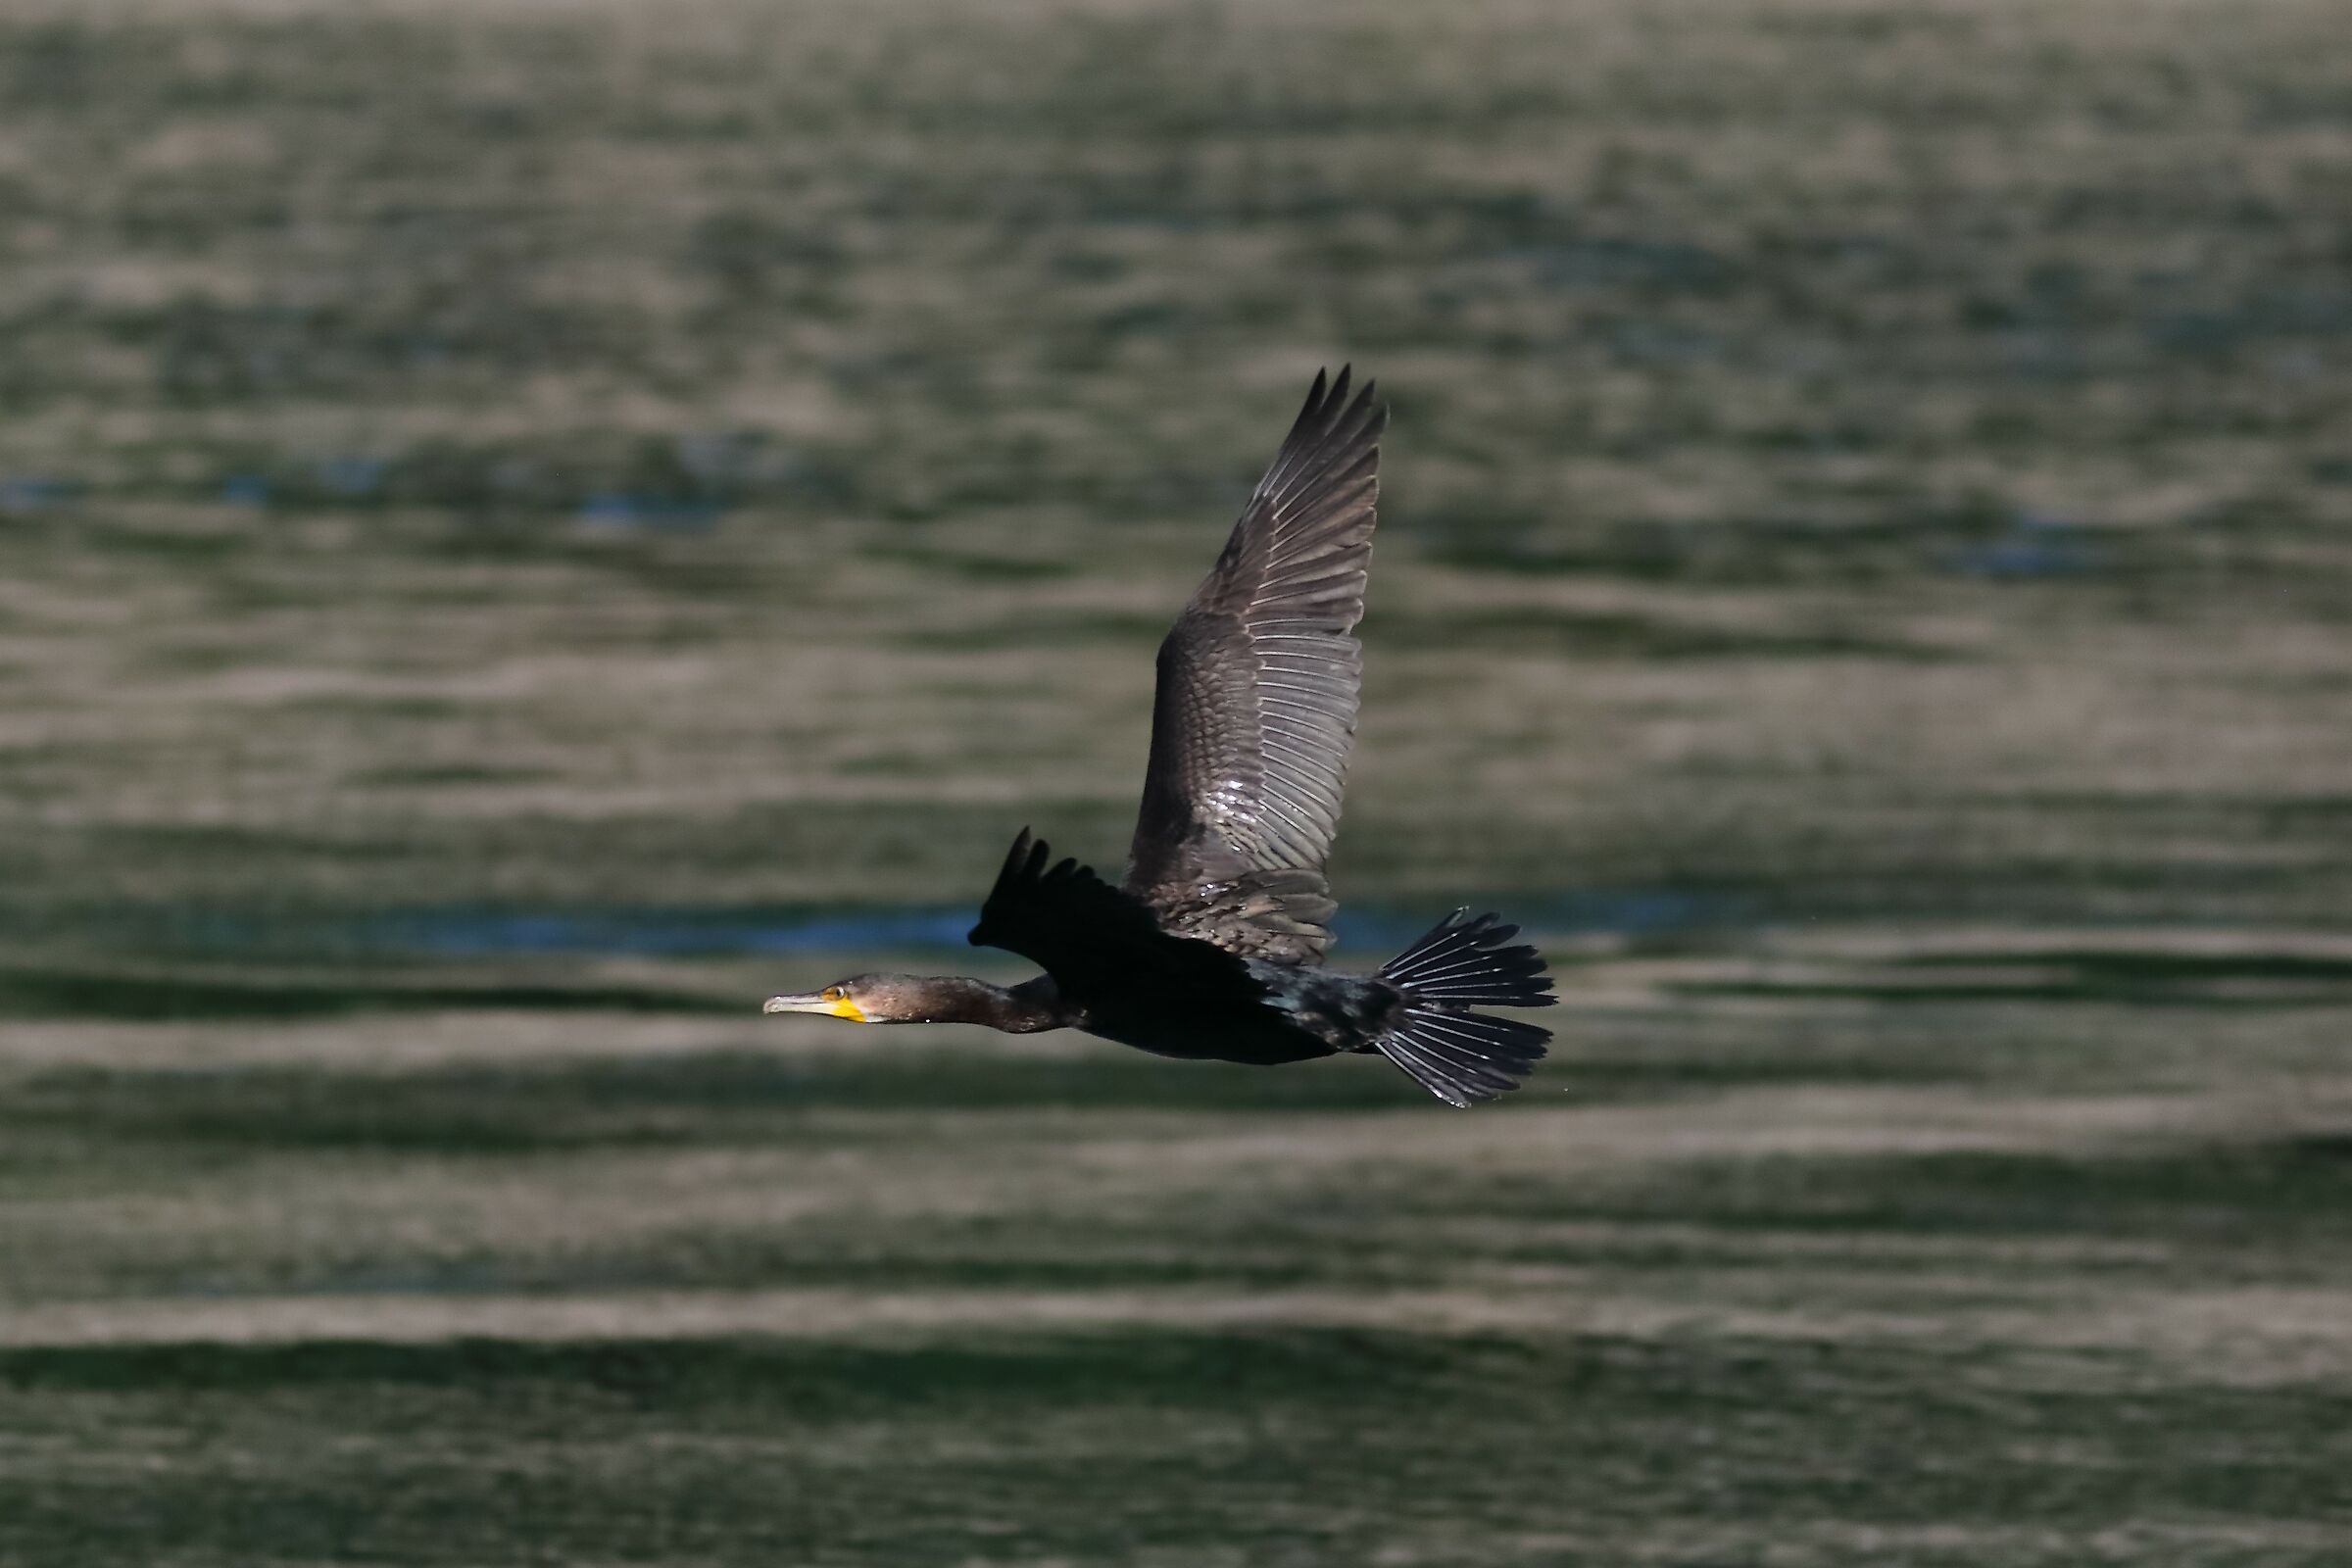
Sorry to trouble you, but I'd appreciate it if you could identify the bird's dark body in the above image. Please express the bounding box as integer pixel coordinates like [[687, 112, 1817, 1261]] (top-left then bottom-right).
[[770, 369, 1558, 1105], [1062, 961, 1406, 1066]]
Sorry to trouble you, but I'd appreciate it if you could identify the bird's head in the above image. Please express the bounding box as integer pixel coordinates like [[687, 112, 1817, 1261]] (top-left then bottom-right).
[[761, 973, 944, 1025]]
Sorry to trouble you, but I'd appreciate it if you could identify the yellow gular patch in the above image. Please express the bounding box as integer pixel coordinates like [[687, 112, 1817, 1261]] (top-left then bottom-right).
[[828, 996, 868, 1022]]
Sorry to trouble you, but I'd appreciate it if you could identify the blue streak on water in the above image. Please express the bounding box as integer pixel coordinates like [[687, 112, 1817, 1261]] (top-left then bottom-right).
[[318, 455, 389, 497], [350, 890, 1736, 960], [0, 476, 74, 514], [1943, 510, 2098, 580], [373, 907, 977, 957], [575, 492, 725, 533]]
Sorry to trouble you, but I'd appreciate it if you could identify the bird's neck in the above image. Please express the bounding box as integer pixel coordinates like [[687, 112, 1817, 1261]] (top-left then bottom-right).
[[906, 975, 1072, 1034]]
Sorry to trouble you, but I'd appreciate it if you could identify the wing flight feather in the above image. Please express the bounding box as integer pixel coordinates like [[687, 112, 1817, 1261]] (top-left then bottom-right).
[[1124, 368, 1386, 963]]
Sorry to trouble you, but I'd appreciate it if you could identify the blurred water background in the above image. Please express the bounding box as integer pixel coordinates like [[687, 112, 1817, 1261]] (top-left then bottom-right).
[[2, 1, 2349, 1562]]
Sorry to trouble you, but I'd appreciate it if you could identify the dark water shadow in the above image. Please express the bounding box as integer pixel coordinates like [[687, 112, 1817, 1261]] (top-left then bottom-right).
[[1682, 947, 2352, 1008], [0, 969, 740, 1023]]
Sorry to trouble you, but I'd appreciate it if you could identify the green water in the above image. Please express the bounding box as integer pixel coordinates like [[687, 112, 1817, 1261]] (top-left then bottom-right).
[[3, 0, 2350, 1562]]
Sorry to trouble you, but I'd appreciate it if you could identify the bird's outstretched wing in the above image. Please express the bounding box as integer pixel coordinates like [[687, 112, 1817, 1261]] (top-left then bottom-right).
[[971, 828, 1266, 1005], [1123, 368, 1386, 964]]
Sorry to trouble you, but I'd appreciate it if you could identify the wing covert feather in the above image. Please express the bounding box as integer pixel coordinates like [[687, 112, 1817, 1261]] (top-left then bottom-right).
[[971, 829, 1266, 1004]]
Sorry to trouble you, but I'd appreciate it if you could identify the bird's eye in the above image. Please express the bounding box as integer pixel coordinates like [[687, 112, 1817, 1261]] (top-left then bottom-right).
[[821, 986, 843, 1003]]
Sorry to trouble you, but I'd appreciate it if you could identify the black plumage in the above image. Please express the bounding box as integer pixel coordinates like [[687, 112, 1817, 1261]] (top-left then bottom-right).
[[766, 368, 1555, 1104]]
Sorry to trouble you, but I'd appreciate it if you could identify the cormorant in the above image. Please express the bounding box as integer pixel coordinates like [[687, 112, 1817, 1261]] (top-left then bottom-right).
[[765, 368, 1554, 1104]]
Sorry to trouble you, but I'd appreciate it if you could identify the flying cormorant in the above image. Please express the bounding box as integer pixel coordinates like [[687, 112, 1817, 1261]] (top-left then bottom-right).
[[765, 368, 1554, 1104]]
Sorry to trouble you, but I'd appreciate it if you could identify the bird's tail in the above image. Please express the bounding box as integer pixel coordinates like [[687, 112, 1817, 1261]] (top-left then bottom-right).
[[1371, 910, 1556, 1107]]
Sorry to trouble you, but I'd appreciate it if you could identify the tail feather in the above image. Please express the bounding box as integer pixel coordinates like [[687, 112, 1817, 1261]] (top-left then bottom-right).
[[1373, 909, 1555, 1106], [1380, 1007, 1551, 1108], [1378, 909, 1556, 1008]]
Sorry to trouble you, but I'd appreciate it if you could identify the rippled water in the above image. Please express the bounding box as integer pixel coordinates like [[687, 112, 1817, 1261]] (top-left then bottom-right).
[[5, 4, 2348, 1564]]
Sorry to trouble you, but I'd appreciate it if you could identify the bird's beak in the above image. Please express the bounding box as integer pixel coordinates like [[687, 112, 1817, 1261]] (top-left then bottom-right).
[[761, 991, 868, 1022]]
